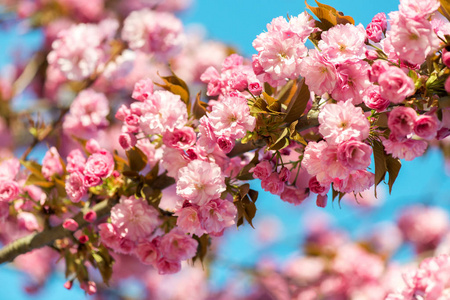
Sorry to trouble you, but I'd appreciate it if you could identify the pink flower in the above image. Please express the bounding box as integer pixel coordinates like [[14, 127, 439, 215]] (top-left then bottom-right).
[[118, 132, 137, 151], [216, 136, 235, 154], [160, 228, 198, 261], [333, 170, 374, 194], [318, 101, 370, 145], [162, 127, 196, 150], [85, 138, 101, 154], [308, 176, 330, 196], [383, 135, 428, 161], [318, 23, 366, 63], [362, 85, 390, 112], [98, 223, 120, 249], [84, 149, 114, 178], [261, 172, 285, 195], [414, 114, 440, 140], [62, 89, 109, 139], [83, 174, 102, 187], [65, 171, 86, 203], [174, 205, 205, 236], [110, 196, 161, 242], [135, 238, 161, 265], [316, 195, 328, 208], [80, 281, 96, 295], [302, 141, 329, 178], [139, 91, 188, 135], [299, 49, 337, 96], [176, 160, 226, 206], [337, 140, 372, 171], [83, 210, 97, 223], [399, 0, 440, 19], [0, 158, 19, 181], [252, 16, 308, 86], [41, 147, 63, 180], [62, 219, 79, 231], [132, 78, 154, 101], [388, 106, 417, 138], [366, 13, 386, 42], [250, 161, 273, 180], [368, 60, 389, 83], [207, 96, 255, 140], [280, 185, 309, 205], [156, 257, 181, 275], [278, 167, 290, 182], [332, 61, 370, 105], [398, 205, 449, 251], [17, 212, 40, 231], [388, 12, 440, 65], [378, 66, 415, 104], [248, 82, 263, 95], [199, 198, 237, 235], [121, 9, 184, 59], [66, 149, 86, 173], [161, 148, 189, 179], [0, 180, 19, 202]]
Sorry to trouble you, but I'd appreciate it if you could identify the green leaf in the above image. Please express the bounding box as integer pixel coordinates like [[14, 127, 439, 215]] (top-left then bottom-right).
[[372, 140, 387, 197], [283, 78, 310, 123], [386, 155, 401, 194], [126, 147, 148, 172]]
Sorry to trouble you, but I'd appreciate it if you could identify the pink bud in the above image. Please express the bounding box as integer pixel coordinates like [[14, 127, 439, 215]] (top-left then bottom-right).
[[80, 281, 97, 295], [64, 281, 73, 290], [112, 170, 120, 178], [316, 194, 328, 208], [86, 139, 101, 154], [445, 76, 450, 93], [365, 49, 378, 60], [62, 219, 79, 231], [278, 167, 290, 182], [78, 235, 89, 244], [248, 82, 263, 96], [83, 210, 97, 223], [118, 132, 137, 151], [443, 46, 450, 68]]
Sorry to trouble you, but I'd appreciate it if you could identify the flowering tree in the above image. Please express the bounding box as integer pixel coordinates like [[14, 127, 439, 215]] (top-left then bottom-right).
[[1, 0, 450, 298]]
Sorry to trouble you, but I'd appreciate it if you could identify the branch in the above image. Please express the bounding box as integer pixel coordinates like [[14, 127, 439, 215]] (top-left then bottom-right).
[[0, 196, 118, 264], [0, 172, 175, 264], [228, 108, 320, 158]]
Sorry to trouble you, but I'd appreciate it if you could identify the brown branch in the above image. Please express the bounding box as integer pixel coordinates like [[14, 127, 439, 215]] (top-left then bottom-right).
[[0, 196, 118, 264], [0, 172, 175, 264]]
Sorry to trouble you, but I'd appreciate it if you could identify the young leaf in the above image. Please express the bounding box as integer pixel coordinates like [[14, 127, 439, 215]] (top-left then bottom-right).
[[126, 147, 148, 172], [236, 151, 259, 181], [155, 72, 190, 109], [372, 140, 387, 196], [193, 91, 207, 119], [283, 78, 310, 123], [386, 155, 401, 194], [439, 0, 450, 22], [269, 127, 290, 150], [305, 0, 354, 31], [192, 234, 209, 265]]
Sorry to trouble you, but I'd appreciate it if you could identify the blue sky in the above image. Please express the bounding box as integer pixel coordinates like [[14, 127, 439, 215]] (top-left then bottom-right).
[[1, 0, 450, 298]]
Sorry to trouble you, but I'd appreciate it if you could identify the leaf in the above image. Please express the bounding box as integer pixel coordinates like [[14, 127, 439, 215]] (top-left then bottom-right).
[[238, 183, 250, 200], [155, 72, 190, 109], [248, 189, 258, 203], [250, 98, 270, 114], [126, 147, 148, 172], [144, 163, 159, 185], [372, 140, 387, 197], [284, 78, 310, 123], [439, 0, 450, 22], [264, 82, 275, 96], [25, 173, 55, 188], [262, 92, 277, 106], [236, 151, 259, 180], [234, 195, 257, 228], [289, 121, 307, 146], [277, 79, 297, 105], [113, 151, 129, 172], [192, 234, 209, 265], [20, 160, 43, 178], [386, 155, 401, 194], [269, 127, 290, 150], [193, 91, 207, 119], [305, 0, 354, 31], [92, 248, 114, 286]]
